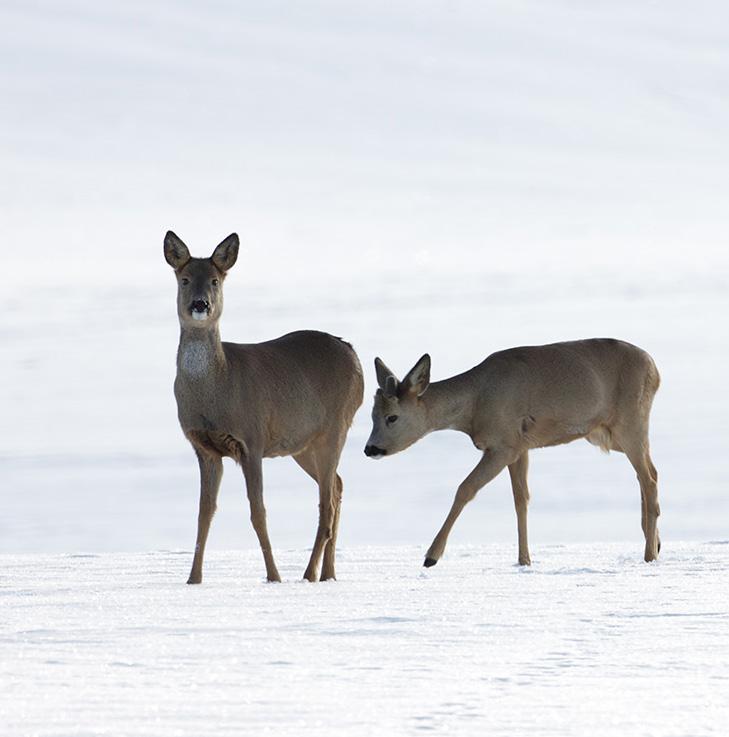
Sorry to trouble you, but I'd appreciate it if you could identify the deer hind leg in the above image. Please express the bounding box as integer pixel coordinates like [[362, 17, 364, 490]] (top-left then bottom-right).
[[425, 448, 512, 568], [188, 448, 223, 584], [616, 427, 660, 562], [508, 452, 531, 566], [305, 468, 337, 582], [600, 433, 660, 548], [294, 442, 340, 582], [241, 452, 281, 582], [646, 457, 661, 553], [321, 474, 343, 581], [601, 434, 654, 546]]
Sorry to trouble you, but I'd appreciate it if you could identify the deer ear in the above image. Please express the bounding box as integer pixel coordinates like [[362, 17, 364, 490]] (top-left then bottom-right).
[[375, 357, 399, 396], [164, 231, 191, 270], [385, 376, 398, 397], [211, 233, 239, 272], [401, 354, 431, 397]]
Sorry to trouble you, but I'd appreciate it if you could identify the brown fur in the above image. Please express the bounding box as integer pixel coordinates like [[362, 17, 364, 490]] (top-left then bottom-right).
[[164, 231, 364, 583], [367, 338, 661, 568]]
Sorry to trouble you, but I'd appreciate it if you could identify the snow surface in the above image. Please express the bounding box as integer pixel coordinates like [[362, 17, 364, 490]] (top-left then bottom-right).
[[2, 543, 728, 736]]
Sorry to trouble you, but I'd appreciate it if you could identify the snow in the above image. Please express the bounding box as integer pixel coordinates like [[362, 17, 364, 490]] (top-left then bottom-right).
[[2, 543, 728, 736], [2, 1, 729, 734]]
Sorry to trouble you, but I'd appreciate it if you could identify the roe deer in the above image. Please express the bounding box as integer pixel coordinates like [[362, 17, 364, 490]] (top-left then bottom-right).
[[164, 231, 363, 583], [365, 339, 660, 568]]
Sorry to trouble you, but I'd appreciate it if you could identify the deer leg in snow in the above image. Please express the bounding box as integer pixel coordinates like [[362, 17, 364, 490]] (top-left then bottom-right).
[[424, 449, 512, 567], [242, 453, 281, 582], [508, 452, 531, 566], [187, 450, 223, 584]]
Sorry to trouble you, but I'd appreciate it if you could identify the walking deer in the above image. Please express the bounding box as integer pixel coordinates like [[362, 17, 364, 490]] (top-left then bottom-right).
[[164, 231, 363, 583], [365, 339, 661, 568]]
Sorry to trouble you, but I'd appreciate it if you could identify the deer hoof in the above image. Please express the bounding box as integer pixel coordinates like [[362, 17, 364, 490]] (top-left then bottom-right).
[[423, 557, 438, 568]]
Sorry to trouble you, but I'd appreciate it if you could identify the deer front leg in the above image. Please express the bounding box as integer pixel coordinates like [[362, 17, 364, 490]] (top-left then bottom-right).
[[242, 453, 281, 582], [508, 452, 531, 566], [424, 449, 511, 568], [188, 449, 223, 584]]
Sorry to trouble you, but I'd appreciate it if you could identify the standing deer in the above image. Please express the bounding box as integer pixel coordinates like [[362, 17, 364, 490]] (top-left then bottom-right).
[[365, 339, 661, 568], [164, 231, 363, 583]]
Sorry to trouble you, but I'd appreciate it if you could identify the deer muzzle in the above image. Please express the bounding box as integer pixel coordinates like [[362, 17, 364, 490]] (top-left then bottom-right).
[[190, 299, 210, 320]]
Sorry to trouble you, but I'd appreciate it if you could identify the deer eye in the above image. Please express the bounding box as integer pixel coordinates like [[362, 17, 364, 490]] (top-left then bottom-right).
[[211, 278, 219, 286], [181, 277, 190, 285], [386, 415, 398, 425]]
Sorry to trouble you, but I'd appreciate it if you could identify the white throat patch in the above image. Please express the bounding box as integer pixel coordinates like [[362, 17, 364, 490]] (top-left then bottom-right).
[[180, 340, 211, 377]]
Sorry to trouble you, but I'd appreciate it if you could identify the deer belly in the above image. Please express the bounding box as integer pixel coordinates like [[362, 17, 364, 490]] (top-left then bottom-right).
[[531, 419, 592, 449], [264, 436, 309, 458]]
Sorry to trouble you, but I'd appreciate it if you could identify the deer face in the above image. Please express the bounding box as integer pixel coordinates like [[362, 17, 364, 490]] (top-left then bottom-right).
[[364, 354, 431, 458], [174, 258, 225, 326], [164, 231, 239, 328]]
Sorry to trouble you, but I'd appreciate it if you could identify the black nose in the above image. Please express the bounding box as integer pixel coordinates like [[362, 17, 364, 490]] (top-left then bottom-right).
[[191, 299, 210, 313], [364, 445, 386, 457]]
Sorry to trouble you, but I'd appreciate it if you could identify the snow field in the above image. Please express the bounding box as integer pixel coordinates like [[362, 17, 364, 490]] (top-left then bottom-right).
[[2, 542, 728, 736]]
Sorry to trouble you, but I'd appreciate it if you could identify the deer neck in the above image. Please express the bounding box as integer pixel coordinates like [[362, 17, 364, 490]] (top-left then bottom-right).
[[423, 376, 474, 435], [177, 324, 226, 380]]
